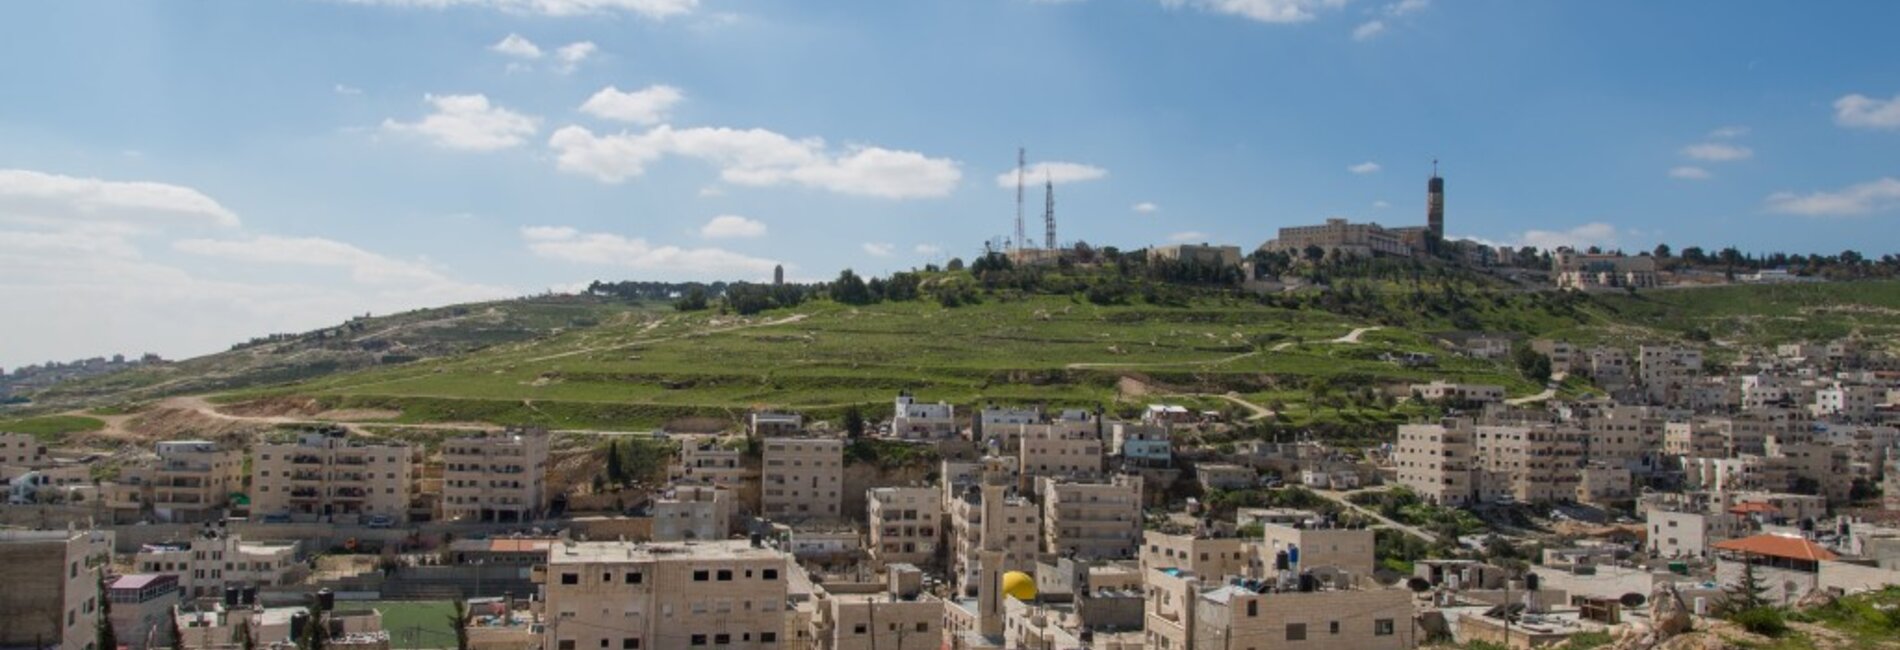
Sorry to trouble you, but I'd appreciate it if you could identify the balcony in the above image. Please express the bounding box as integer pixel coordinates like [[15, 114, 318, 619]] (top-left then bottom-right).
[[289, 488, 320, 499], [334, 487, 368, 499], [290, 456, 324, 465]]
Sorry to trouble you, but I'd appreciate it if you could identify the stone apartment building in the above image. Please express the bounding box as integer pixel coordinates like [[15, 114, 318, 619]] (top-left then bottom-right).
[[867, 486, 942, 568], [441, 428, 550, 523], [817, 566, 944, 650], [0, 528, 114, 650], [113, 440, 245, 523], [1394, 418, 1584, 506], [1140, 531, 1251, 579], [1551, 250, 1659, 290], [652, 485, 734, 542], [676, 439, 750, 490], [1410, 380, 1506, 404], [1261, 218, 1412, 258], [949, 480, 1040, 598], [762, 437, 844, 522], [1, 430, 46, 465], [1039, 475, 1143, 560], [1193, 583, 1414, 650], [106, 574, 183, 650], [133, 534, 301, 598], [1639, 345, 1704, 405], [251, 428, 413, 524], [891, 393, 956, 439], [1018, 425, 1105, 490], [1258, 522, 1376, 577], [539, 539, 792, 650]]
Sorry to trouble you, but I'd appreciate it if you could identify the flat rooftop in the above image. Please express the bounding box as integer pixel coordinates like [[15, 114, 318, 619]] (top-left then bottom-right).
[[547, 539, 787, 565]]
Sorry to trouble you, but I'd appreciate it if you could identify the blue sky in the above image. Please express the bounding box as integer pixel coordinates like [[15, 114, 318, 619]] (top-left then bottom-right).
[[3, 0, 1899, 367]]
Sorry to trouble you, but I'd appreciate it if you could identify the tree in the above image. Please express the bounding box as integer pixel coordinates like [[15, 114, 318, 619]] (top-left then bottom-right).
[[299, 597, 328, 650], [1724, 559, 1770, 613], [831, 269, 874, 305], [605, 440, 626, 487], [844, 406, 866, 439], [96, 574, 117, 650], [674, 287, 709, 312], [946, 257, 964, 272], [1652, 243, 1671, 259], [450, 599, 472, 650]]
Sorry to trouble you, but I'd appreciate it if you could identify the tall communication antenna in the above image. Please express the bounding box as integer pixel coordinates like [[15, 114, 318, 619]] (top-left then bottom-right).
[[1043, 171, 1056, 250], [1013, 148, 1027, 252]]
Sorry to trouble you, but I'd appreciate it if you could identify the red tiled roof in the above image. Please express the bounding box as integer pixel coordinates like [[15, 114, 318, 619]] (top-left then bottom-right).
[[1712, 534, 1839, 562], [1728, 502, 1780, 515]]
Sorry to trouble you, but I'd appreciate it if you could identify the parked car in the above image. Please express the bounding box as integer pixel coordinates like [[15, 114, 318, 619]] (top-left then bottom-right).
[[365, 515, 393, 528]]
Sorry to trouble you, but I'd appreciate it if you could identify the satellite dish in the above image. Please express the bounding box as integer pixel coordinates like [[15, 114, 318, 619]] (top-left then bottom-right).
[[1619, 592, 1647, 607], [1407, 577, 1433, 592]]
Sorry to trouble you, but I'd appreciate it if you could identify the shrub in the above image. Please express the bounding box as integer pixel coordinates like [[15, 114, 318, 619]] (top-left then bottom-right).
[[1729, 606, 1788, 638]]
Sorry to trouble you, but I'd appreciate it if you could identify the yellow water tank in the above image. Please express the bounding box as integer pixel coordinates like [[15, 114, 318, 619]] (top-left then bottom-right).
[[1000, 571, 1038, 601]]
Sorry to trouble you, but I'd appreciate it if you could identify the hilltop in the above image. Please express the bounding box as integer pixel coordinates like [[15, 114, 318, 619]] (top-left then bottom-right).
[[4, 270, 1890, 444]]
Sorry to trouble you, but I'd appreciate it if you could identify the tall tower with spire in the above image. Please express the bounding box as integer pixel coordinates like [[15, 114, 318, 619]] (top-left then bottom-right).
[[1427, 160, 1445, 239]]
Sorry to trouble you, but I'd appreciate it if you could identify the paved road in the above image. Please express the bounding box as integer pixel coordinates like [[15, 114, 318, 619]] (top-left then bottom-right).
[[1308, 486, 1439, 543]]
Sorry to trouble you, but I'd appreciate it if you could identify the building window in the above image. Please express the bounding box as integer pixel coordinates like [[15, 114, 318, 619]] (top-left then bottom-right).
[[713, 634, 730, 645], [693, 570, 710, 581], [916, 623, 928, 633], [760, 633, 776, 643], [558, 641, 575, 650], [561, 573, 578, 585], [625, 572, 642, 584], [689, 635, 706, 646], [762, 569, 779, 580], [1286, 624, 1306, 641], [854, 624, 868, 635], [716, 569, 733, 581], [1329, 621, 1339, 635], [1374, 619, 1395, 636]]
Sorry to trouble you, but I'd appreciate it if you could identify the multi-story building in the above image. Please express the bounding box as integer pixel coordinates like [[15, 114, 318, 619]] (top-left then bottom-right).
[[1039, 475, 1143, 560], [1816, 383, 1884, 420], [867, 486, 942, 568], [538, 539, 791, 650], [761, 437, 844, 522], [948, 475, 1040, 598], [676, 439, 750, 490], [441, 428, 550, 523], [1193, 582, 1415, 650], [1639, 345, 1704, 405], [817, 566, 945, 650], [749, 412, 804, 437], [1410, 380, 1506, 404], [1110, 423, 1173, 469], [1552, 250, 1659, 290], [114, 440, 246, 523], [652, 485, 734, 542], [1394, 418, 1583, 506], [1393, 420, 1477, 506], [1148, 244, 1242, 267], [106, 574, 183, 650], [0, 431, 46, 465], [1646, 508, 1745, 559], [133, 534, 301, 598], [1258, 522, 1376, 577], [1261, 218, 1412, 258], [1140, 530, 1250, 580], [1018, 426, 1104, 489], [891, 393, 956, 439], [0, 528, 114, 650], [251, 428, 413, 524]]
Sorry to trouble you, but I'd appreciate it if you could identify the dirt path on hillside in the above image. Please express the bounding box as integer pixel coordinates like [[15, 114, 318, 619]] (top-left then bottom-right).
[[522, 313, 810, 363], [1063, 349, 1259, 370], [1332, 326, 1383, 343]]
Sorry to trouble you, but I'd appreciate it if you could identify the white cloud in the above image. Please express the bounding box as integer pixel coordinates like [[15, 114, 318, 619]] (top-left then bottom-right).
[[548, 124, 962, 198], [861, 242, 895, 257], [699, 214, 766, 239], [1680, 142, 1752, 162], [0, 168, 241, 228], [1384, 0, 1427, 16], [554, 41, 597, 73], [383, 94, 539, 151], [339, 0, 699, 19], [1765, 177, 1900, 217], [1158, 0, 1348, 24], [1834, 93, 1900, 130], [1516, 222, 1621, 250], [1669, 166, 1712, 180], [490, 33, 543, 59], [333, 83, 363, 95], [1348, 161, 1381, 174], [1131, 202, 1158, 214], [0, 167, 511, 368], [1371, 200, 1390, 209], [1708, 125, 1749, 139], [175, 235, 507, 293], [1167, 231, 1208, 243], [991, 161, 1107, 188], [580, 85, 684, 125], [521, 225, 781, 278], [1351, 20, 1385, 40], [914, 244, 943, 256]]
